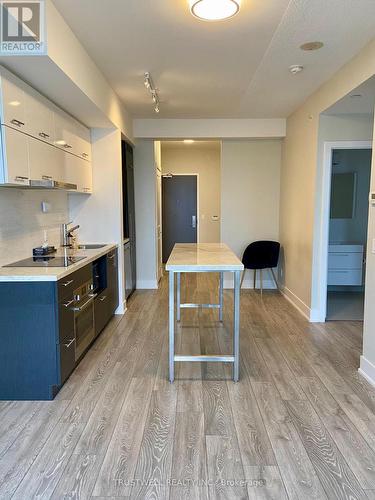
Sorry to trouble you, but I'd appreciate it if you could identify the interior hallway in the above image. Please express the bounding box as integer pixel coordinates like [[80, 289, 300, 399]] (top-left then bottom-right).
[[0, 274, 374, 499]]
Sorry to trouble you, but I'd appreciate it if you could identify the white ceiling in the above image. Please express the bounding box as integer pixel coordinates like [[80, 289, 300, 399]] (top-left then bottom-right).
[[52, 0, 375, 119], [324, 76, 375, 115]]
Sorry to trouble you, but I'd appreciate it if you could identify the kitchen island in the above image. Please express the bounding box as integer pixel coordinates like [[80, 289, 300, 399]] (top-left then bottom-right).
[[165, 243, 244, 382]]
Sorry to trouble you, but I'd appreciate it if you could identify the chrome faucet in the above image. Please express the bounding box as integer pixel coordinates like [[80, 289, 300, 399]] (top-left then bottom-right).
[[61, 222, 80, 248]]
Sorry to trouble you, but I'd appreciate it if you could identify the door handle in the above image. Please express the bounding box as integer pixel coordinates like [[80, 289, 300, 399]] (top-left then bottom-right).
[[192, 215, 197, 229]]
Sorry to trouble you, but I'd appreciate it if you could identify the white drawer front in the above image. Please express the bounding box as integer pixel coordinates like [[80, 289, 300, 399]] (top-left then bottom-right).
[[328, 269, 363, 286], [328, 252, 363, 270]]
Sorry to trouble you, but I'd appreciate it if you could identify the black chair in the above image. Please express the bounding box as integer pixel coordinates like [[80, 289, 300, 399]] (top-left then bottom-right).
[[241, 241, 280, 291]]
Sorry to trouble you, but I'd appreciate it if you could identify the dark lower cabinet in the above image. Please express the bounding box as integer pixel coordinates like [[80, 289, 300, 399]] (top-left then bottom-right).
[[58, 336, 76, 385], [94, 249, 118, 337], [94, 291, 110, 336], [0, 248, 119, 400], [107, 248, 119, 314]]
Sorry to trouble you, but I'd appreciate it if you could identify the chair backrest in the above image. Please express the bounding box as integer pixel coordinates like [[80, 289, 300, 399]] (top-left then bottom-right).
[[242, 241, 280, 270]]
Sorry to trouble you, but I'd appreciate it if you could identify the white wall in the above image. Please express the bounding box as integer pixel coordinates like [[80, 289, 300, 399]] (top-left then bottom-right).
[[133, 140, 158, 289], [0, 188, 68, 267], [310, 114, 374, 320], [361, 115, 375, 383], [134, 118, 286, 139], [280, 36, 375, 320], [69, 128, 126, 313], [161, 142, 221, 243], [221, 140, 282, 288]]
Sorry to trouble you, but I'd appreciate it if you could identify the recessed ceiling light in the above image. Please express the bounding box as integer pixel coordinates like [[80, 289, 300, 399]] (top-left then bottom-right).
[[189, 0, 240, 21], [300, 41, 324, 51], [289, 65, 304, 75], [184, 140, 195, 143]]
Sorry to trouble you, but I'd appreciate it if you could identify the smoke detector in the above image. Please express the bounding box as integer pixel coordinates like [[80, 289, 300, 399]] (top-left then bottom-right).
[[289, 65, 304, 75], [300, 41, 324, 51]]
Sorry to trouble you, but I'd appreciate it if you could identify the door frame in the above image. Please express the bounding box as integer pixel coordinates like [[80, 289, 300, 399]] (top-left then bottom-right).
[[312, 140, 372, 322], [161, 172, 200, 243]]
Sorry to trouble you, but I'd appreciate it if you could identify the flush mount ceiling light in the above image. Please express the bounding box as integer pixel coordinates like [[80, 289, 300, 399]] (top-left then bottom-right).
[[144, 72, 160, 114], [189, 0, 240, 21], [300, 41, 324, 51]]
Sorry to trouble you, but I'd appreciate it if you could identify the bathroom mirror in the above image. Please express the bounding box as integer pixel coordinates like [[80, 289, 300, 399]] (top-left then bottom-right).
[[330, 172, 356, 219]]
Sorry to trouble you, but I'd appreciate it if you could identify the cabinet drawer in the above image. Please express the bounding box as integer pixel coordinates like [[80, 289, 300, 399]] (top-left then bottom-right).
[[94, 291, 111, 336], [58, 296, 75, 343], [57, 264, 92, 300], [58, 336, 76, 385], [328, 269, 363, 286], [328, 252, 363, 270]]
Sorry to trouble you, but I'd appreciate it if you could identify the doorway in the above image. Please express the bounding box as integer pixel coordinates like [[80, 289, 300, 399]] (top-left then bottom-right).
[[162, 174, 198, 262], [326, 147, 372, 320]]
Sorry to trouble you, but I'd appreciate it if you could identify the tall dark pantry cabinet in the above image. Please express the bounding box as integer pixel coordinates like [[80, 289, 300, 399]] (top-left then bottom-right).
[[122, 141, 136, 299]]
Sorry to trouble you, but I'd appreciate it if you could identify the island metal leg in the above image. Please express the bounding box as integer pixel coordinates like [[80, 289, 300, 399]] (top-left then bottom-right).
[[176, 272, 181, 322], [219, 272, 224, 322], [169, 271, 175, 383], [233, 270, 241, 382]]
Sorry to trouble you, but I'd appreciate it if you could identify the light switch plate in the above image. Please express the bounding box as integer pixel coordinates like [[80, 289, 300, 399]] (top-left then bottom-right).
[[41, 201, 51, 213]]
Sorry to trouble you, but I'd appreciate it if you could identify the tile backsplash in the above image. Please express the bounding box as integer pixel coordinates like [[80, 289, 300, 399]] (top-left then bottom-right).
[[0, 188, 69, 266]]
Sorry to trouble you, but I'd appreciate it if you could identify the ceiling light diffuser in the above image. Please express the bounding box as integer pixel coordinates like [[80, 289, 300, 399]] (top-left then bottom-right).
[[189, 0, 240, 21], [184, 140, 195, 143]]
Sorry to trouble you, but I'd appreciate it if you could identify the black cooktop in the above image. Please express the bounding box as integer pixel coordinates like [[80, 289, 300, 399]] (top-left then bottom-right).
[[4, 256, 87, 268]]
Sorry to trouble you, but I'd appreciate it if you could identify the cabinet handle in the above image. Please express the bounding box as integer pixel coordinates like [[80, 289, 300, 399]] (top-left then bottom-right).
[[82, 152, 88, 158], [39, 132, 50, 139], [14, 176, 28, 181], [42, 175, 53, 180], [10, 119, 25, 127], [108, 253, 115, 260], [62, 299, 75, 308], [100, 295, 107, 302], [63, 338, 75, 348], [63, 144, 72, 149], [61, 279, 74, 287], [72, 294, 97, 312]]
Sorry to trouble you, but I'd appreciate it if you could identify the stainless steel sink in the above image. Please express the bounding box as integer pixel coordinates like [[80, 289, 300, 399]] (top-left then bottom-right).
[[78, 244, 107, 250]]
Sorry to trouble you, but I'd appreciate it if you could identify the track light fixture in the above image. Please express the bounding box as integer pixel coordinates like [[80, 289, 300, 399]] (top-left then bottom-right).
[[144, 72, 160, 114]]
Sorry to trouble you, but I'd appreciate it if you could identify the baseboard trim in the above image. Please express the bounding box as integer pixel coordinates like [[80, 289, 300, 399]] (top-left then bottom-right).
[[359, 356, 375, 388], [280, 286, 311, 321], [115, 300, 127, 315], [136, 279, 158, 290]]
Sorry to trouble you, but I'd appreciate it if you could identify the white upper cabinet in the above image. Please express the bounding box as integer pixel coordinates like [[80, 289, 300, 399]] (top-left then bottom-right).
[[75, 121, 91, 161], [54, 111, 91, 161], [0, 66, 93, 191], [1, 74, 28, 133], [26, 89, 55, 145], [0, 126, 29, 185], [65, 153, 93, 193], [29, 138, 65, 184]]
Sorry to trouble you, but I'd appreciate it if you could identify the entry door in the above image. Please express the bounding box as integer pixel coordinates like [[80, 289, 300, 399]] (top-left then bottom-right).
[[162, 175, 197, 262]]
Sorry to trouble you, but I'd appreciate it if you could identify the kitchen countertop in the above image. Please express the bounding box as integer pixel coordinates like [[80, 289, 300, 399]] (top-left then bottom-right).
[[165, 243, 244, 272], [0, 244, 118, 282]]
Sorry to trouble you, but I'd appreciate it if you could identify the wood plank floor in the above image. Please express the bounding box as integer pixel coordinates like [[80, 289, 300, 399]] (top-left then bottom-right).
[[1, 273, 375, 499]]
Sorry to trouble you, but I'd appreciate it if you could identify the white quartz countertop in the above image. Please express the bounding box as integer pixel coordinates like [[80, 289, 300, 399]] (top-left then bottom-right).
[[0, 244, 118, 282], [166, 243, 244, 272]]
